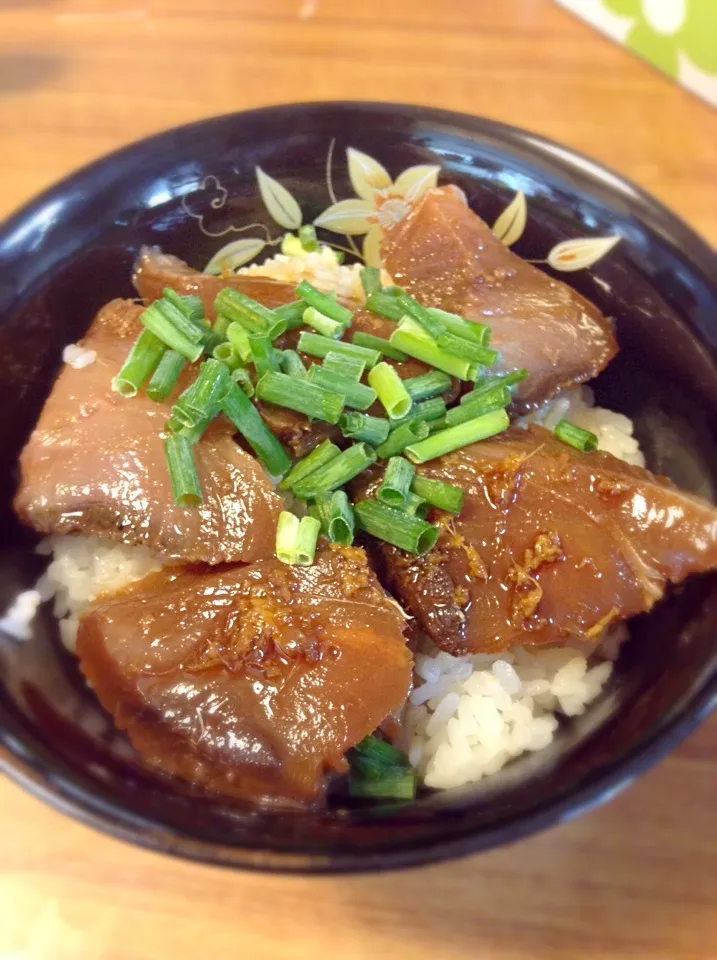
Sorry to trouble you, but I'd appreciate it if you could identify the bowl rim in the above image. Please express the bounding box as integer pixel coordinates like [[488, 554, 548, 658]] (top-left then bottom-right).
[[1, 100, 716, 874]]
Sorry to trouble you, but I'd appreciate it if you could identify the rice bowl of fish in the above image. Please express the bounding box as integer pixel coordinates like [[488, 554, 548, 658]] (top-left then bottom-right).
[[0, 104, 715, 873]]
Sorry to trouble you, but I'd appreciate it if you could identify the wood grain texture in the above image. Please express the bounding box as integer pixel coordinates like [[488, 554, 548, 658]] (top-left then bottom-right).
[[0, 1, 716, 957]]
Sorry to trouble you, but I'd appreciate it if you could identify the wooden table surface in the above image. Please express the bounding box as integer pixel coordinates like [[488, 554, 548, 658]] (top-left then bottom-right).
[[1, 1, 716, 958]]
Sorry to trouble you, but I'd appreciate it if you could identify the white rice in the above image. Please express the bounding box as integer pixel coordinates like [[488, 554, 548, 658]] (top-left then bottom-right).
[[62, 343, 97, 369]]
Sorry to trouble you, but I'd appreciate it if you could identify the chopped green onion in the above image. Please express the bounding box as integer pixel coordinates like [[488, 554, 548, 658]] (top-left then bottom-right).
[[349, 768, 416, 800], [274, 301, 307, 330], [405, 409, 510, 463], [365, 291, 405, 322], [200, 328, 225, 356], [226, 321, 252, 363], [377, 457, 415, 507], [299, 224, 319, 252], [267, 316, 288, 342], [445, 386, 512, 426], [308, 365, 377, 411], [295, 515, 321, 565], [396, 293, 446, 339], [323, 351, 365, 381], [212, 341, 241, 370], [279, 349, 307, 379], [162, 288, 205, 326], [291, 444, 377, 500], [360, 266, 382, 297], [278, 439, 341, 492], [353, 499, 439, 555], [427, 307, 491, 346], [399, 492, 430, 519], [389, 320, 474, 380], [383, 285, 405, 297], [231, 366, 254, 397], [396, 397, 447, 425], [153, 295, 206, 344], [297, 332, 380, 369], [249, 335, 280, 378], [326, 490, 355, 546], [256, 371, 345, 424], [436, 333, 499, 367], [339, 412, 390, 446], [460, 369, 529, 403], [276, 511, 300, 564], [281, 235, 304, 257], [403, 370, 453, 401], [176, 412, 215, 445], [164, 434, 202, 507], [113, 329, 166, 397], [303, 306, 345, 339], [375, 419, 430, 459], [350, 735, 408, 772], [368, 361, 413, 420], [554, 419, 598, 453], [308, 494, 333, 531], [352, 331, 408, 362], [214, 288, 277, 334], [295, 280, 353, 326], [213, 313, 232, 339], [411, 476, 465, 514], [428, 416, 448, 433], [220, 382, 292, 477], [147, 349, 185, 402], [140, 303, 203, 362], [185, 359, 231, 419]]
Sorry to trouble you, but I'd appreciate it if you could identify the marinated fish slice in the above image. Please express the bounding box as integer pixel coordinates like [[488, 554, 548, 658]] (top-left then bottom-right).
[[382, 187, 619, 409], [373, 425, 717, 655], [14, 299, 282, 564], [77, 547, 412, 803]]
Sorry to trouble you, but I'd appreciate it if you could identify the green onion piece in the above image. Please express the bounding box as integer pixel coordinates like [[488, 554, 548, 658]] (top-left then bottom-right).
[[396, 293, 446, 339], [278, 439, 341, 492], [323, 351, 365, 381], [113, 329, 166, 397], [297, 332, 380, 369], [427, 307, 491, 346], [360, 266, 382, 297], [281, 235, 304, 257], [308, 365, 377, 411], [162, 288, 205, 326], [185, 359, 231, 418], [399, 491, 430, 519], [368, 361, 413, 420], [256, 371, 345, 424], [428, 416, 448, 433], [214, 287, 277, 334], [147, 349, 185, 402], [445, 386, 512, 427], [411, 476, 465, 514], [377, 457, 415, 507], [349, 768, 416, 800], [153, 295, 206, 344], [212, 341, 241, 370], [276, 511, 300, 564], [383, 285, 405, 297], [303, 306, 345, 340], [249, 335, 280, 378], [339, 412, 390, 446], [164, 434, 202, 507], [353, 499, 439, 555], [352, 331, 408, 362], [295, 515, 321, 565], [295, 280, 353, 326], [307, 494, 333, 531], [326, 490, 355, 546], [350, 735, 408, 772], [226, 321, 253, 363], [231, 366, 254, 398], [139, 303, 203, 362], [389, 321, 474, 380], [267, 316, 288, 341], [460, 369, 529, 403], [274, 301, 307, 330], [213, 313, 232, 339], [554, 419, 598, 453], [279, 349, 307, 380], [375, 419, 430, 459], [365, 291, 405, 321], [220, 382, 292, 477], [178, 413, 216, 445], [405, 409, 510, 464], [403, 370, 453, 401], [299, 224, 319, 252], [291, 444, 377, 500], [201, 329, 225, 356], [396, 397, 447, 425], [436, 333, 499, 367]]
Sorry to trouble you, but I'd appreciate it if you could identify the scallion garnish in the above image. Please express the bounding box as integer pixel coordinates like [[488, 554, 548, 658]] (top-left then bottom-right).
[[396, 397, 447, 425], [279, 349, 307, 380], [291, 443, 377, 500], [436, 333, 499, 367], [226, 321, 252, 363], [349, 768, 416, 800], [213, 313, 232, 339], [396, 293, 446, 340], [295, 515, 321, 565], [460, 369, 529, 404], [348, 735, 416, 800], [140, 302, 203, 362], [147, 349, 186, 402], [554, 419, 598, 452], [255, 371, 346, 424], [274, 301, 307, 330], [326, 490, 355, 546], [154, 293, 207, 344], [183, 359, 231, 421], [389, 320, 474, 380], [299, 224, 319, 252], [352, 331, 409, 362], [402, 370, 453, 401], [377, 457, 415, 507], [231, 366, 254, 398], [411, 476, 465, 514], [113, 329, 166, 397], [405, 408, 510, 463], [220, 381, 291, 477], [295, 280, 353, 326], [214, 288, 277, 334], [375, 419, 430, 459], [249, 335, 280, 378], [276, 511, 300, 564], [399, 491, 430, 519], [307, 366, 377, 411], [297, 332, 380, 369], [353, 499, 439, 556], [164, 434, 203, 508], [278, 439, 341, 492], [212, 341, 241, 370], [162, 288, 205, 327], [339, 412, 391, 446], [445, 386, 511, 426], [303, 306, 346, 340], [365, 291, 405, 322], [323, 351, 366, 381], [360, 266, 382, 297], [368, 361, 413, 420], [427, 307, 492, 346]]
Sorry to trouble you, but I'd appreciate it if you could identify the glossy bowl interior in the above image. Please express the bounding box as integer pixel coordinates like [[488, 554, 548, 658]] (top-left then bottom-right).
[[0, 103, 716, 873]]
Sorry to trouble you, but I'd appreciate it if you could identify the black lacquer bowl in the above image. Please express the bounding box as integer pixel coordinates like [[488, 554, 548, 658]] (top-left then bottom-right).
[[1, 103, 716, 874]]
